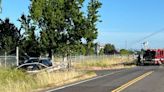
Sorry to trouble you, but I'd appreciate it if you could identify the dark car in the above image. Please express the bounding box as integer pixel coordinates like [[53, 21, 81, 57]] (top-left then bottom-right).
[[39, 59, 53, 67], [19, 57, 39, 65]]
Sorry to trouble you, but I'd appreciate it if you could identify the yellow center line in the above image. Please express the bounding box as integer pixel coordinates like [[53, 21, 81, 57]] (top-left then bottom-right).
[[111, 71, 154, 92]]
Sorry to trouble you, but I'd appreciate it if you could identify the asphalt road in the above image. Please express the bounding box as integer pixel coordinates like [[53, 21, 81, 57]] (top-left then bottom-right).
[[46, 65, 164, 92]]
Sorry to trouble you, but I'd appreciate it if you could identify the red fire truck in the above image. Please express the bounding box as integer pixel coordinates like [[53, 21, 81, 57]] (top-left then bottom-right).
[[141, 49, 164, 65]]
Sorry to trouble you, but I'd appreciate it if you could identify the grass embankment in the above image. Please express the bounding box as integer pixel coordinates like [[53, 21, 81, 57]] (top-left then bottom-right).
[[73, 55, 136, 70], [0, 68, 96, 92]]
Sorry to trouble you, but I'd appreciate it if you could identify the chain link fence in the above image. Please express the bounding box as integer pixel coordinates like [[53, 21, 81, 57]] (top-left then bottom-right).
[[52, 55, 136, 69], [54, 55, 135, 62], [0, 55, 17, 67], [0, 47, 19, 67]]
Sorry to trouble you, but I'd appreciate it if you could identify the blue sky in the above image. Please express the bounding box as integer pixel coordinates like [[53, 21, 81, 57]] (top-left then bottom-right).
[[0, 0, 164, 49]]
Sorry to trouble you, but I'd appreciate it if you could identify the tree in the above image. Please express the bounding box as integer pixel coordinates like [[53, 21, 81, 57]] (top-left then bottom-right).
[[85, 0, 102, 55], [30, 0, 65, 58], [104, 44, 116, 55], [30, 0, 87, 57], [99, 48, 104, 55], [0, 18, 21, 54], [18, 14, 40, 57], [120, 49, 134, 55], [30, 0, 102, 57]]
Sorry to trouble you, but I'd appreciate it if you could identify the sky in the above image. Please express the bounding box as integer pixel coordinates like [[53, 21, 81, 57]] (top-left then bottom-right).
[[0, 0, 164, 50]]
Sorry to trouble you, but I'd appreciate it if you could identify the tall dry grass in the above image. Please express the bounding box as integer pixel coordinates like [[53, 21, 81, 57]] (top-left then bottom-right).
[[35, 70, 96, 91], [0, 55, 135, 92], [36, 70, 84, 87], [0, 68, 35, 92], [73, 55, 135, 69], [0, 68, 95, 92]]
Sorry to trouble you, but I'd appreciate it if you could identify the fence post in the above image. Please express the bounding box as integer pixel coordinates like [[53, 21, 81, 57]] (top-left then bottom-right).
[[5, 52, 6, 68], [16, 46, 19, 66], [51, 50, 54, 64]]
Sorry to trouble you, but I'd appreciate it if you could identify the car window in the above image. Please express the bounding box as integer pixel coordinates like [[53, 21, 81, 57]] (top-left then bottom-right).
[[40, 59, 52, 66], [26, 59, 39, 63]]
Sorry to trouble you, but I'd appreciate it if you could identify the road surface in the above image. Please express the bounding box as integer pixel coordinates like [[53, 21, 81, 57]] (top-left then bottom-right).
[[46, 65, 164, 92]]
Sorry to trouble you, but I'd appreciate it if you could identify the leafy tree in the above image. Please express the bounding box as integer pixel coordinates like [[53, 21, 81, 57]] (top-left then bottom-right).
[[104, 44, 116, 55], [56, 0, 86, 57], [120, 49, 129, 55], [0, 18, 21, 54], [30, 0, 87, 57], [99, 48, 104, 55], [120, 49, 134, 55], [18, 14, 40, 57], [30, 0, 65, 58], [85, 0, 102, 55], [80, 44, 87, 55], [30, 0, 102, 57]]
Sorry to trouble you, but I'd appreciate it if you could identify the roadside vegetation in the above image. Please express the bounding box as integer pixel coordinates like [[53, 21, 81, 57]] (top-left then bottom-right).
[[73, 55, 136, 70], [0, 68, 96, 92], [0, 55, 136, 92]]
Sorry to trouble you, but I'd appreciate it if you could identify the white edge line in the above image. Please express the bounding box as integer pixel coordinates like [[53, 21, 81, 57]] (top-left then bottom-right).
[[46, 70, 124, 92]]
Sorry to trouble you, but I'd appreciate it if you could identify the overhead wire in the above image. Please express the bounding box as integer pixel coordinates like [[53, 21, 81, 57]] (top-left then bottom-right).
[[129, 28, 164, 49]]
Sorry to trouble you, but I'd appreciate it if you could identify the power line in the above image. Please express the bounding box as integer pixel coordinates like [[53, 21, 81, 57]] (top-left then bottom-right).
[[130, 28, 164, 49], [135, 28, 164, 43]]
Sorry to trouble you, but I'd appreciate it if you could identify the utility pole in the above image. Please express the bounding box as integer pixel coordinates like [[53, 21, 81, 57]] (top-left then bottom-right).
[[5, 51, 6, 67], [142, 41, 148, 50]]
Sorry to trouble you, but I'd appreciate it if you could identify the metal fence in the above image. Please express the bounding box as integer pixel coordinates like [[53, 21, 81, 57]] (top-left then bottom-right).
[[0, 47, 19, 67], [0, 55, 17, 67], [53, 55, 136, 64], [72, 55, 134, 61], [51, 54, 136, 69]]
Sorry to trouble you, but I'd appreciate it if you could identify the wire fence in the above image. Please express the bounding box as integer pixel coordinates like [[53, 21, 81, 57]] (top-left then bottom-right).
[[0, 47, 19, 67], [0, 56, 17, 67], [54, 55, 136, 62], [53, 54, 137, 69], [0, 49, 136, 69]]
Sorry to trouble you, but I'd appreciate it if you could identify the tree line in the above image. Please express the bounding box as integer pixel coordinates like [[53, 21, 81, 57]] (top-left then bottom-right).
[[100, 44, 134, 55], [0, 0, 102, 59]]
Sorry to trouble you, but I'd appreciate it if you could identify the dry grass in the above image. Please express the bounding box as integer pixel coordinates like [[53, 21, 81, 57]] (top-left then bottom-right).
[[0, 68, 35, 92], [35, 70, 96, 91], [0, 68, 96, 92], [35, 70, 96, 88], [73, 55, 136, 70], [0, 55, 135, 92]]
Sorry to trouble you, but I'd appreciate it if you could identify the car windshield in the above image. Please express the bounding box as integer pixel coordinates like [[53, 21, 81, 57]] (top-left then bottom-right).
[[40, 59, 51, 63]]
